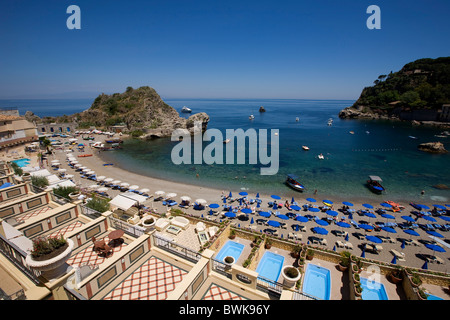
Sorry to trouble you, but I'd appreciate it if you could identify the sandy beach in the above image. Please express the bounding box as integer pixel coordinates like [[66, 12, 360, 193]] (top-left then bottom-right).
[[40, 134, 450, 273]]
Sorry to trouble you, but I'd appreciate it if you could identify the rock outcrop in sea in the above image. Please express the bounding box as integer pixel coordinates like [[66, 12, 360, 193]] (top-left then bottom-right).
[[417, 141, 448, 154]]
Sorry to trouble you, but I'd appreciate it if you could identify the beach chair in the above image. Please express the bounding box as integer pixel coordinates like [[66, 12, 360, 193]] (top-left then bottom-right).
[[288, 233, 295, 240], [319, 238, 327, 246], [390, 249, 406, 261], [344, 242, 353, 250], [335, 241, 345, 248], [299, 225, 306, 232]]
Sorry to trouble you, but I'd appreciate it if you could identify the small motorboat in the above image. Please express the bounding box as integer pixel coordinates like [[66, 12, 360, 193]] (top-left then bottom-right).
[[249, 114, 255, 120], [223, 139, 230, 144], [181, 106, 192, 113], [296, 117, 299, 122], [327, 118, 333, 126], [285, 174, 305, 192], [349, 131, 355, 135], [302, 146, 309, 151], [367, 175, 385, 194], [318, 153, 324, 160], [408, 136, 418, 139]]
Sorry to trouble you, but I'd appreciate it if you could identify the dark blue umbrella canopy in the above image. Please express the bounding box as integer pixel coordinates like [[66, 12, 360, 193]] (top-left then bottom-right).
[[323, 199, 333, 205], [313, 227, 328, 235], [380, 202, 392, 208], [276, 214, 289, 220], [336, 221, 351, 228], [422, 215, 436, 222], [438, 215, 450, 222], [359, 224, 374, 230], [403, 229, 420, 237], [225, 211, 236, 218], [239, 191, 248, 196], [342, 201, 354, 206], [433, 204, 446, 210], [209, 203, 220, 209], [290, 205, 301, 211], [295, 215, 308, 223], [308, 207, 320, 213], [365, 212, 377, 219], [382, 227, 397, 233], [381, 213, 395, 219], [259, 211, 271, 218], [315, 219, 329, 226], [366, 235, 382, 244], [241, 208, 252, 214], [401, 215, 415, 222], [425, 243, 446, 253], [421, 261, 428, 270], [271, 195, 281, 200], [426, 230, 444, 238], [256, 193, 260, 198], [267, 220, 281, 228], [362, 203, 374, 209], [326, 210, 338, 217], [306, 198, 316, 202], [418, 204, 430, 210]]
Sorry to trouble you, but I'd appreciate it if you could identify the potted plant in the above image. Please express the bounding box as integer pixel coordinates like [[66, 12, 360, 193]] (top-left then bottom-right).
[[410, 273, 422, 288], [223, 256, 235, 270], [338, 251, 351, 272], [352, 263, 360, 274], [141, 217, 155, 227], [353, 273, 360, 284], [417, 287, 428, 300], [229, 229, 236, 239], [306, 248, 314, 260], [26, 235, 74, 280], [281, 266, 301, 288], [265, 238, 272, 249], [298, 257, 305, 269], [291, 244, 302, 258], [388, 267, 403, 284], [355, 282, 363, 297]]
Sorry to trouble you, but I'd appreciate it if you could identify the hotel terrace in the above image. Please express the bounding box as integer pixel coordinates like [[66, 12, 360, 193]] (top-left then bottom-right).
[[0, 160, 449, 301]]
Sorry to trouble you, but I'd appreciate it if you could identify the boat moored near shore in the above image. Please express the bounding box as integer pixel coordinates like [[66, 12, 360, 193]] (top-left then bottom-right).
[[285, 174, 306, 192], [367, 175, 385, 194]]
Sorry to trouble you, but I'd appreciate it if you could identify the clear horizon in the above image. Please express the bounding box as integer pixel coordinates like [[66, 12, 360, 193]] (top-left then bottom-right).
[[1, 0, 449, 100]]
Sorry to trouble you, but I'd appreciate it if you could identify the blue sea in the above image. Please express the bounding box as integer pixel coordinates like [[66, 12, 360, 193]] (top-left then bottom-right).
[[3, 98, 449, 202]]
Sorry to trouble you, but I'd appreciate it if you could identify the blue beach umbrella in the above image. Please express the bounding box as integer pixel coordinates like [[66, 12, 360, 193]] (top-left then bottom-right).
[[381, 213, 395, 220], [209, 203, 220, 209], [290, 205, 301, 211], [391, 255, 397, 265], [426, 230, 444, 238], [267, 220, 281, 228], [362, 203, 374, 209], [256, 193, 260, 198], [250, 217, 254, 224], [403, 229, 420, 237], [422, 215, 436, 222], [345, 233, 349, 241], [256, 201, 261, 208], [425, 243, 446, 253], [225, 212, 236, 218], [401, 216, 415, 222], [336, 221, 351, 228], [241, 208, 252, 214], [315, 219, 329, 226], [277, 214, 289, 220], [361, 249, 366, 258], [382, 227, 397, 234], [223, 197, 227, 204], [438, 215, 450, 222], [364, 212, 377, 219], [418, 204, 430, 210], [348, 213, 353, 220], [291, 197, 295, 204], [308, 207, 320, 213], [333, 245, 336, 251], [366, 235, 382, 244], [326, 210, 338, 217], [313, 227, 328, 235], [209, 209, 214, 215], [380, 203, 392, 208], [295, 216, 308, 223], [323, 199, 333, 205], [228, 191, 232, 198], [358, 224, 374, 231], [421, 261, 428, 270], [259, 211, 271, 218], [401, 241, 405, 249], [271, 195, 281, 200], [342, 201, 353, 206], [239, 191, 248, 196], [433, 204, 446, 210], [306, 198, 316, 203]]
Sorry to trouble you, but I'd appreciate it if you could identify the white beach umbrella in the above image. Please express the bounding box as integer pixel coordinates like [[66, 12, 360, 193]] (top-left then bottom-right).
[[74, 164, 82, 168], [129, 185, 139, 190], [112, 180, 121, 185], [51, 159, 60, 163], [58, 168, 67, 173], [120, 182, 130, 187], [51, 162, 61, 166], [65, 174, 74, 179], [180, 196, 191, 201], [140, 188, 150, 193], [195, 199, 207, 205], [96, 176, 106, 181], [155, 190, 165, 197], [82, 168, 91, 172], [69, 160, 78, 164], [88, 184, 100, 190], [97, 187, 108, 192], [78, 166, 87, 170], [166, 192, 177, 199], [104, 178, 114, 183]]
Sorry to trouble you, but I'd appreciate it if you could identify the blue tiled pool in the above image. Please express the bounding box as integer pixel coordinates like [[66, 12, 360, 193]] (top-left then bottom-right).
[[302, 263, 331, 300], [11, 158, 30, 168], [427, 294, 444, 300], [360, 277, 389, 300], [215, 240, 244, 263], [256, 251, 284, 282]]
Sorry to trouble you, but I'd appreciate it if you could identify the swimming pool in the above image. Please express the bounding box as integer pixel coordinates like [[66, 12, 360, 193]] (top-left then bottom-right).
[[302, 263, 331, 300], [215, 240, 244, 263], [360, 277, 389, 300], [11, 158, 30, 168], [427, 294, 444, 300], [256, 251, 284, 282]]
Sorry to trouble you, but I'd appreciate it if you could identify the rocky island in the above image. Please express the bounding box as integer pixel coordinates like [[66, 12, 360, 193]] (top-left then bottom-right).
[[417, 141, 448, 154], [28, 86, 209, 139], [339, 57, 450, 127]]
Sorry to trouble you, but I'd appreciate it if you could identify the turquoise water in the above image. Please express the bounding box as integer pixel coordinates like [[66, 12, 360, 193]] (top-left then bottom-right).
[[255, 251, 284, 282], [215, 240, 244, 263], [11, 158, 30, 168], [426, 294, 444, 300], [360, 277, 389, 300], [302, 264, 331, 300], [97, 99, 450, 202]]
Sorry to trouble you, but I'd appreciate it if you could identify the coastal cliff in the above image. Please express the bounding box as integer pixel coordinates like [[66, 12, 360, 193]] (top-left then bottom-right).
[[32, 86, 209, 138], [339, 57, 450, 124]]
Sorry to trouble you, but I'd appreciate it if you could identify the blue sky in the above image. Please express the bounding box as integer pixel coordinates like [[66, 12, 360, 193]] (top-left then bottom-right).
[[0, 0, 449, 99]]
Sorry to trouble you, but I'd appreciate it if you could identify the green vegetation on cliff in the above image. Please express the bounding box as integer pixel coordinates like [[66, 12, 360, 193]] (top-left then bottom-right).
[[352, 57, 450, 112]]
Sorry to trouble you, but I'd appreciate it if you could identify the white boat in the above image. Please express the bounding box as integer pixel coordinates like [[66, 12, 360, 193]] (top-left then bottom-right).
[[302, 146, 309, 151], [181, 106, 192, 113], [249, 114, 255, 120], [327, 118, 333, 126], [223, 139, 230, 144], [296, 117, 299, 122], [318, 153, 324, 160]]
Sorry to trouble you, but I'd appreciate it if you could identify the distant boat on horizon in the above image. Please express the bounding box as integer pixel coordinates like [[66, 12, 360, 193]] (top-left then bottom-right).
[[181, 106, 192, 113]]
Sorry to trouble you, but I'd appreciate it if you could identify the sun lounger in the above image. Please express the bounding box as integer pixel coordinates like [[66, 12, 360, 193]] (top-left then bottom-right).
[[344, 242, 353, 250], [336, 241, 345, 248], [390, 249, 406, 261]]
